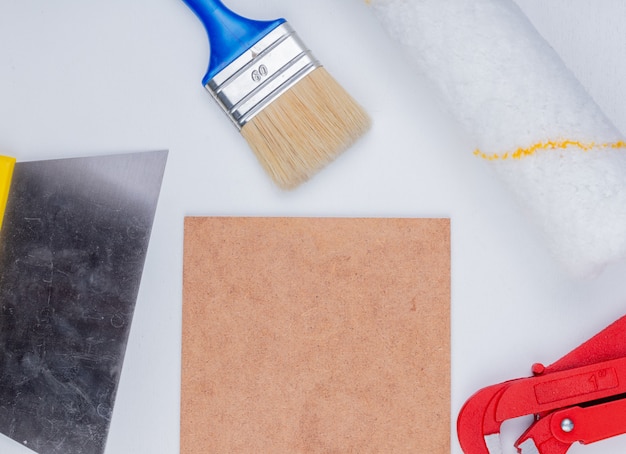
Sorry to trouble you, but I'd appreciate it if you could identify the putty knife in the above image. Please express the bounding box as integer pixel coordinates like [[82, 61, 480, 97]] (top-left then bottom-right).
[[0, 150, 167, 454]]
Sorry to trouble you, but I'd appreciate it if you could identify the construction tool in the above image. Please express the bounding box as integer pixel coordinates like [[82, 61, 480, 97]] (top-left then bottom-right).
[[457, 315, 626, 454], [0, 150, 167, 454]]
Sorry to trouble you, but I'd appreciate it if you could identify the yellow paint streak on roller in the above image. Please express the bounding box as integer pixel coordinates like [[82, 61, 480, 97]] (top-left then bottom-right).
[[0, 155, 16, 230], [474, 140, 626, 161]]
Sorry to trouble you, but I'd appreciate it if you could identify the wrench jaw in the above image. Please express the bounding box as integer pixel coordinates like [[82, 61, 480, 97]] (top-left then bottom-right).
[[515, 414, 572, 454], [457, 383, 510, 454]]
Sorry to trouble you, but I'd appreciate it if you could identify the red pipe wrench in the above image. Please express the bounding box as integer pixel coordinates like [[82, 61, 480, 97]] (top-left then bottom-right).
[[457, 315, 626, 454]]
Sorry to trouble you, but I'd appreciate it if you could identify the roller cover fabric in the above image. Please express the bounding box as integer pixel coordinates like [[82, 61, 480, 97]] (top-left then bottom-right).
[[368, 0, 626, 277]]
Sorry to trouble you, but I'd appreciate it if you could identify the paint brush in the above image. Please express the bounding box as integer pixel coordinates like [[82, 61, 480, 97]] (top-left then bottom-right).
[[181, 0, 371, 189]]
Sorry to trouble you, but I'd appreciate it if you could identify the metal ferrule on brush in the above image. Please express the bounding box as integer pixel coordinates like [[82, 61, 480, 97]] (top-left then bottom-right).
[[205, 22, 320, 130]]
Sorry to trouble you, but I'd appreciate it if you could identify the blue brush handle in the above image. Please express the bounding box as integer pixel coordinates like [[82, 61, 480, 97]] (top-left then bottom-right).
[[182, 0, 285, 85]]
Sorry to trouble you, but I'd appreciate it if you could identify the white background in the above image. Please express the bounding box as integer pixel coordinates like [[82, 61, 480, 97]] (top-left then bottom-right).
[[1, 1, 626, 453]]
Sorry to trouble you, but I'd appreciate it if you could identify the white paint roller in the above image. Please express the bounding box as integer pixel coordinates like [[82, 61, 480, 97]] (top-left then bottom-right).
[[367, 0, 626, 277]]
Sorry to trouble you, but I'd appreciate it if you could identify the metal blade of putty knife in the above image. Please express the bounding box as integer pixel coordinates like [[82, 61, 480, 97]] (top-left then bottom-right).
[[0, 150, 168, 454]]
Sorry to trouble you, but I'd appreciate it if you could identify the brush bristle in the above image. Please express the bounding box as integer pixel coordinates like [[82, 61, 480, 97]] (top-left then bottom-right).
[[240, 67, 371, 189]]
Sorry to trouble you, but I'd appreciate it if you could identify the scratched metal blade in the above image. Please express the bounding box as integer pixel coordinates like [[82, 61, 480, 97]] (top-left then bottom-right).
[[0, 150, 167, 454]]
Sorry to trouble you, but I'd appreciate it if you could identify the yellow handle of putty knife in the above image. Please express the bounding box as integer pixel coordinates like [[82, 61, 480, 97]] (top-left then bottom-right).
[[0, 155, 16, 230]]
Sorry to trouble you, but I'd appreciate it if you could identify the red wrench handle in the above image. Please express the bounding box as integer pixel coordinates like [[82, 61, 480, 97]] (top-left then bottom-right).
[[543, 315, 626, 374]]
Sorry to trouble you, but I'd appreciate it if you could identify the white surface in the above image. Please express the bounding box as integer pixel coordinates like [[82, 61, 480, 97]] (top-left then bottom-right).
[[0, 1, 625, 453]]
